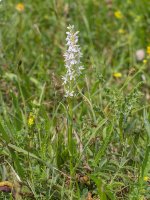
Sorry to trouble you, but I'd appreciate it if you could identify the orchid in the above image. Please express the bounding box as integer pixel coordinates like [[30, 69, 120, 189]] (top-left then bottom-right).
[[62, 25, 84, 97]]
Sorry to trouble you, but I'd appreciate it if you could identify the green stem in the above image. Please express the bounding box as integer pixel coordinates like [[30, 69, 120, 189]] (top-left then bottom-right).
[[68, 97, 74, 179], [68, 99, 73, 154]]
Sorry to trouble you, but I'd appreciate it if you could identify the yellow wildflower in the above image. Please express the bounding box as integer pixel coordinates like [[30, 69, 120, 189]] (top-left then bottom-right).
[[144, 176, 149, 181], [143, 59, 147, 64], [113, 72, 122, 78], [28, 113, 35, 126], [146, 46, 150, 55], [16, 3, 25, 12], [0, 181, 13, 188], [0, 181, 13, 193], [114, 11, 123, 19], [118, 29, 125, 34]]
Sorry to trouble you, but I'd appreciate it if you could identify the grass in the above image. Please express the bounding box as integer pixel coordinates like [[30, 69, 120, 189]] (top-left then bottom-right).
[[0, 0, 150, 199]]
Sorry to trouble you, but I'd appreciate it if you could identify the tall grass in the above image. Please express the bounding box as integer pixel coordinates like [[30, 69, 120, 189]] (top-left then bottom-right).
[[0, 0, 150, 199]]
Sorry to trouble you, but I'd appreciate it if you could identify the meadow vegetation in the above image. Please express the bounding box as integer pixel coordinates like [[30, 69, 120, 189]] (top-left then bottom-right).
[[0, 0, 150, 199]]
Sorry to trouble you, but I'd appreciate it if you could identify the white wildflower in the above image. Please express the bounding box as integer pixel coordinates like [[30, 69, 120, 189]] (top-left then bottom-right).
[[62, 25, 84, 97], [65, 90, 74, 98], [135, 49, 145, 61]]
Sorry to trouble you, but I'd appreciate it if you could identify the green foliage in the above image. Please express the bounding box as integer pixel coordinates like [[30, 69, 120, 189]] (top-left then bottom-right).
[[0, 0, 150, 199]]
